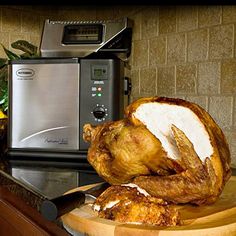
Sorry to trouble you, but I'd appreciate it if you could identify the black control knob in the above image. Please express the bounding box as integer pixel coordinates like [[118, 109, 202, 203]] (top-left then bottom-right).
[[93, 106, 106, 119]]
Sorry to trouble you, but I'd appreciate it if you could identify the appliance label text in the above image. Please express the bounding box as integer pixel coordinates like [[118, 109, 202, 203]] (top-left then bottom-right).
[[45, 138, 68, 145], [16, 68, 35, 79]]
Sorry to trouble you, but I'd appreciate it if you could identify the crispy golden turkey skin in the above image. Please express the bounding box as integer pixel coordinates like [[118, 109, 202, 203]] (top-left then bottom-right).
[[93, 184, 181, 226], [83, 97, 231, 205]]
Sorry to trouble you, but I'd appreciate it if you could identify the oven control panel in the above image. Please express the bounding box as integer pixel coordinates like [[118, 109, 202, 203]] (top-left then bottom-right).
[[79, 59, 124, 150], [92, 104, 108, 121]]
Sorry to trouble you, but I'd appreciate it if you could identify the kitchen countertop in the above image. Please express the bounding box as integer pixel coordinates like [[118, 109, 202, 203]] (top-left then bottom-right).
[[0, 168, 70, 235], [0, 160, 235, 235], [0, 185, 69, 235], [0, 166, 235, 207]]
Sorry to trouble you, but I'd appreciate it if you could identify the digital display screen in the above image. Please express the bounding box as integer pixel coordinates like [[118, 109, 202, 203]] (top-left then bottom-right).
[[94, 69, 103, 77], [92, 66, 108, 80], [62, 24, 103, 44]]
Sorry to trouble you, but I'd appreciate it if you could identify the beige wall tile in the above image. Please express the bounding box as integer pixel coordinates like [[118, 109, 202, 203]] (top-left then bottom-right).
[[231, 148, 236, 168], [130, 69, 140, 97], [187, 29, 208, 62], [177, 6, 197, 32], [132, 40, 148, 68], [124, 67, 131, 78], [9, 33, 30, 43], [0, 5, 236, 167], [208, 96, 233, 130], [234, 97, 236, 128], [0, 32, 9, 58], [171, 95, 186, 100], [9, 33, 30, 55], [0, 8, 2, 32], [198, 61, 220, 95], [2, 5, 34, 11], [140, 67, 156, 95], [51, 6, 97, 21], [129, 12, 141, 41], [141, 7, 158, 39], [21, 12, 40, 35], [130, 96, 144, 104], [75, 7, 96, 20], [39, 14, 59, 32], [33, 6, 59, 15], [222, 6, 236, 23], [128, 42, 133, 68], [223, 130, 231, 147], [29, 35, 41, 49], [157, 66, 175, 95], [209, 25, 234, 60], [58, 8, 96, 21], [39, 17, 46, 34], [185, 96, 208, 111], [96, 7, 115, 20], [159, 6, 176, 34], [149, 36, 166, 66], [2, 8, 21, 33], [167, 33, 186, 64], [226, 130, 236, 167], [221, 59, 236, 94], [198, 6, 221, 28], [176, 64, 196, 94], [234, 23, 236, 59], [112, 6, 142, 19]]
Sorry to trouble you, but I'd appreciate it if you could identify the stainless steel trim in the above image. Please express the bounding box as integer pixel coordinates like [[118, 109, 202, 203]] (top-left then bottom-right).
[[40, 18, 132, 58], [11, 167, 79, 199], [10, 61, 80, 150]]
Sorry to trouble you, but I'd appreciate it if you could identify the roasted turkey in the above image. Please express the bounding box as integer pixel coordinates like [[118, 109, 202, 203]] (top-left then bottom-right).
[[93, 184, 180, 226], [83, 97, 231, 205]]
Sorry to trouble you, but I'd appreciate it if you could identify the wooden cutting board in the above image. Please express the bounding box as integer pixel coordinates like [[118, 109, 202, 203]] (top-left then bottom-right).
[[61, 176, 236, 236]]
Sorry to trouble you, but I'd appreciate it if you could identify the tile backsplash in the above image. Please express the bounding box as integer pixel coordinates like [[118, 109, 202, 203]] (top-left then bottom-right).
[[1, 5, 236, 167]]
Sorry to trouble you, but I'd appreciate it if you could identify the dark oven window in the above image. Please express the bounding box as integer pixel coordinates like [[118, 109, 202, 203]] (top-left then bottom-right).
[[62, 24, 103, 44]]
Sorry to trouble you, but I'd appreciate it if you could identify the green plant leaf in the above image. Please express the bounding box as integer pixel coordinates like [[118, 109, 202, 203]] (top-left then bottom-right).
[[0, 89, 8, 111], [0, 79, 7, 90], [1, 44, 20, 60], [0, 66, 7, 81], [11, 40, 38, 56], [0, 40, 38, 113], [0, 95, 6, 104], [20, 52, 31, 59], [0, 58, 7, 69]]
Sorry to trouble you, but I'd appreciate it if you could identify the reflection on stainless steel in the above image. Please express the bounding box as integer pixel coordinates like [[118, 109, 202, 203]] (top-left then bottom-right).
[[20, 176, 49, 197], [0, 170, 46, 210], [10, 61, 79, 150], [40, 18, 132, 59], [12, 167, 79, 199], [20, 126, 68, 143]]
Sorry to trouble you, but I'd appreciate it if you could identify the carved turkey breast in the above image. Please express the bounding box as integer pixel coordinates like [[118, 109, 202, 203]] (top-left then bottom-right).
[[83, 97, 231, 205], [93, 184, 180, 226]]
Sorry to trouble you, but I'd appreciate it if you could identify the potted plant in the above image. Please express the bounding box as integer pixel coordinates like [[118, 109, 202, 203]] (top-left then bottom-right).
[[0, 40, 39, 114]]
